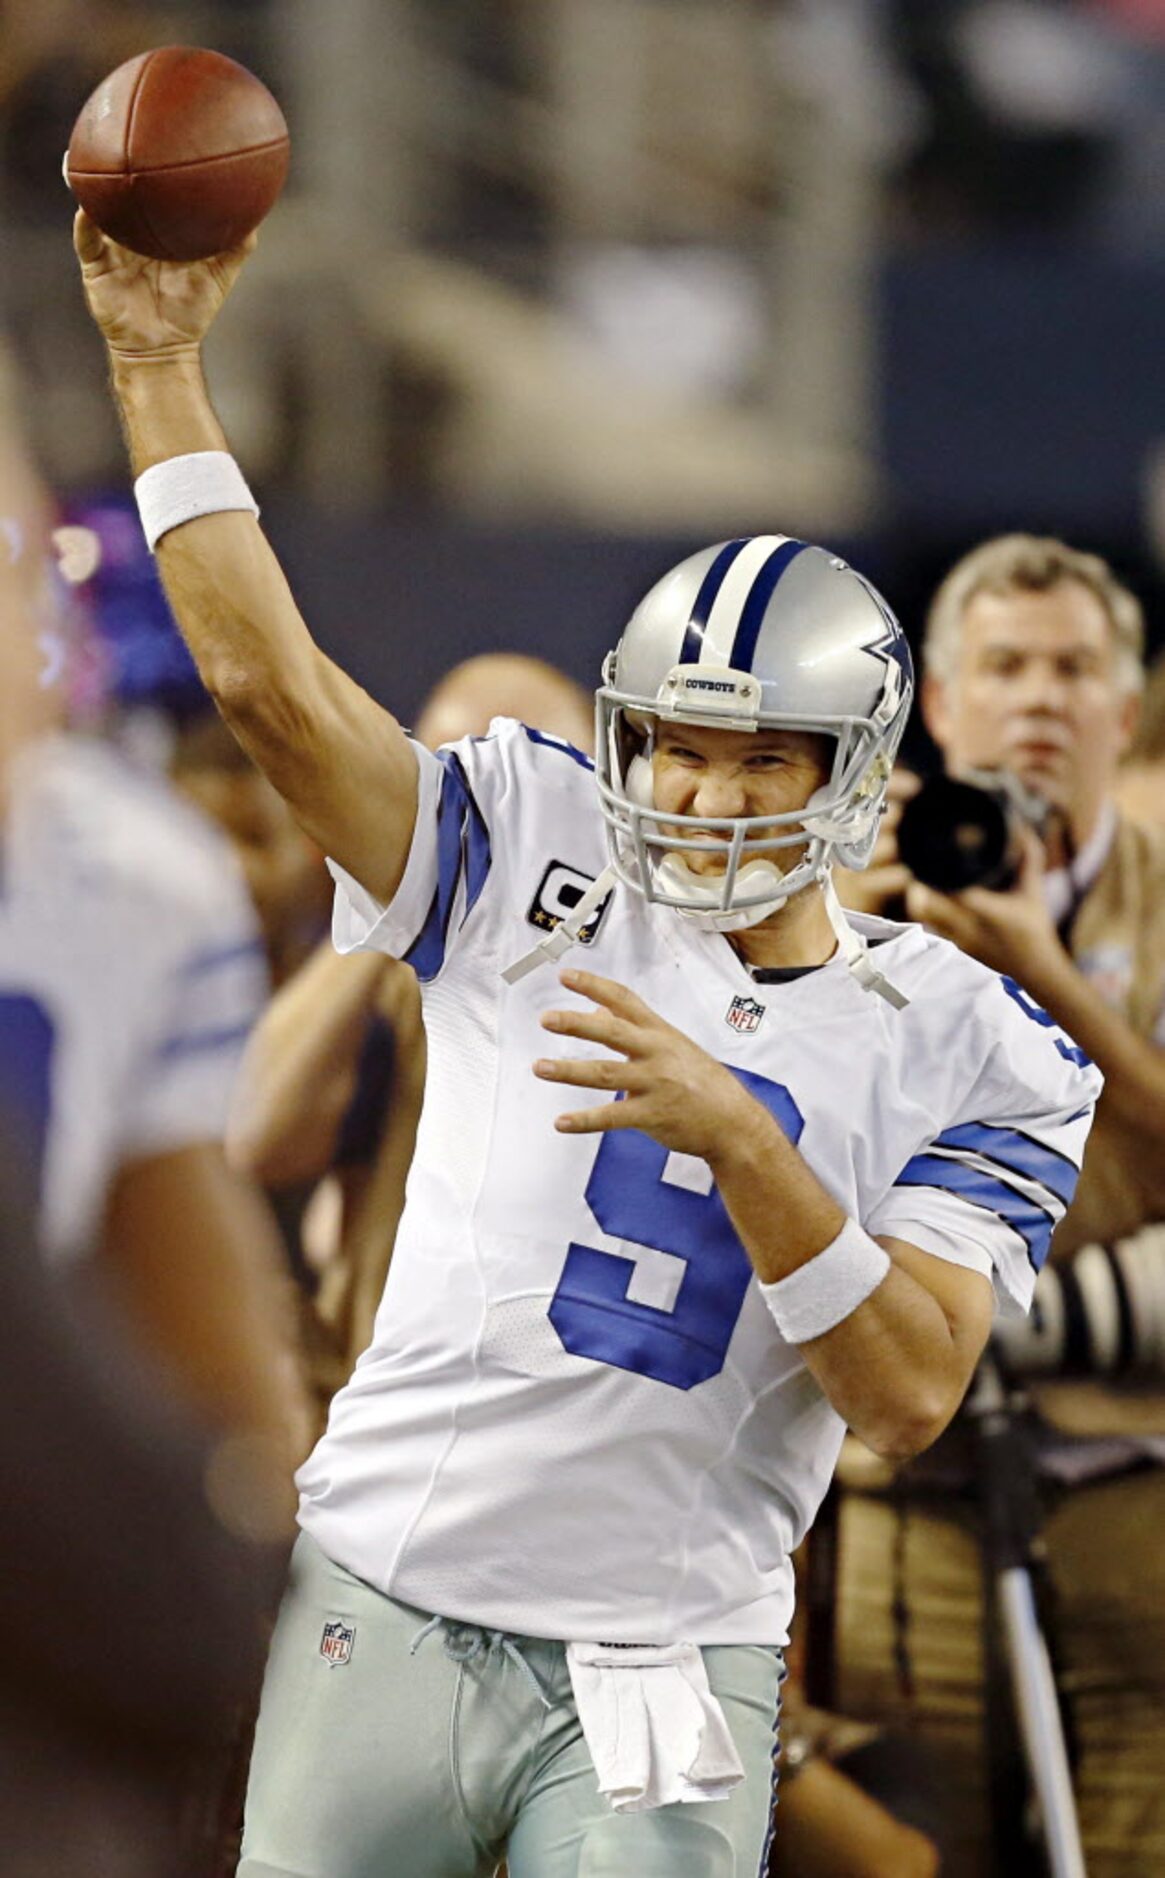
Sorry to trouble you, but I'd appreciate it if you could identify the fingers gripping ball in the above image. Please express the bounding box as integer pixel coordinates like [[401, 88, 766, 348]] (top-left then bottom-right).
[[66, 47, 289, 262]]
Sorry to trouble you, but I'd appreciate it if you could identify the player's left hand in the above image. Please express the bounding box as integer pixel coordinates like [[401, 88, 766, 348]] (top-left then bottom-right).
[[534, 967, 754, 1156], [903, 821, 1064, 980]]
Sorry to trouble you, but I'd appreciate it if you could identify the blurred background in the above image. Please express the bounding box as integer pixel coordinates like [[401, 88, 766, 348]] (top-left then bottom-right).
[[3, 0, 1165, 753]]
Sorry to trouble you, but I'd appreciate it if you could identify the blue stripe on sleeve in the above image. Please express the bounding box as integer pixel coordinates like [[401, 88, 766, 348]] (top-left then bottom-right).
[[404, 750, 492, 982], [731, 539, 805, 673], [0, 994, 55, 1192], [179, 937, 266, 980], [895, 1152, 1057, 1272], [680, 538, 749, 664], [930, 1121, 1080, 1209], [154, 1018, 254, 1064]]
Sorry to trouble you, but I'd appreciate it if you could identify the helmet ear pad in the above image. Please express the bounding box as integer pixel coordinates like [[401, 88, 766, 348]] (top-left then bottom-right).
[[626, 753, 655, 808]]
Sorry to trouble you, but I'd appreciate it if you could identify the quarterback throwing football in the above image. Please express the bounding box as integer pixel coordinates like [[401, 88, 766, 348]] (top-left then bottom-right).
[[74, 211, 1100, 1878]]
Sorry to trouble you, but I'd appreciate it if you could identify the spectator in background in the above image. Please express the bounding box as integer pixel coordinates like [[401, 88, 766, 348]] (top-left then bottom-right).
[[836, 532, 1165, 1876], [1114, 643, 1165, 826], [170, 707, 332, 987]]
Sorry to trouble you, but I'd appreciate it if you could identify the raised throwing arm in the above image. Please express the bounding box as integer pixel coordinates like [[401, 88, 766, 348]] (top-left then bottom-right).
[[74, 211, 416, 903]]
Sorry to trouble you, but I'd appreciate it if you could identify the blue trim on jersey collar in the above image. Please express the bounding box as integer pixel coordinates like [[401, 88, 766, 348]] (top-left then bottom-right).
[[522, 726, 594, 770]]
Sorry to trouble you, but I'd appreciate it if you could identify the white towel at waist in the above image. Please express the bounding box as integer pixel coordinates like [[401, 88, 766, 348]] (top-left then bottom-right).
[[565, 1640, 746, 1814]]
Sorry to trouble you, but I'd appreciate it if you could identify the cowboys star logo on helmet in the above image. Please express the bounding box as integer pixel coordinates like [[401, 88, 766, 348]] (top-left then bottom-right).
[[594, 535, 915, 934]]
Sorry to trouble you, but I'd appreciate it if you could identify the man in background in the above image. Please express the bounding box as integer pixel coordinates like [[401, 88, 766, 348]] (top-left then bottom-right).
[[1114, 645, 1165, 827], [837, 532, 1165, 1876]]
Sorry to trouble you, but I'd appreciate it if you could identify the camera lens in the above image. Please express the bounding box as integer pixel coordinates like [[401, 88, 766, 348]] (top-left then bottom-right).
[[897, 775, 1016, 893]]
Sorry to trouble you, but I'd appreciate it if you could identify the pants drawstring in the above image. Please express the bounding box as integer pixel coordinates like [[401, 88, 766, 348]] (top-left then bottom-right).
[[410, 1615, 555, 1711]]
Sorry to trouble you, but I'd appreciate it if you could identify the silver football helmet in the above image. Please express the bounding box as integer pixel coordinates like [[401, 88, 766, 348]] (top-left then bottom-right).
[[595, 535, 914, 932]]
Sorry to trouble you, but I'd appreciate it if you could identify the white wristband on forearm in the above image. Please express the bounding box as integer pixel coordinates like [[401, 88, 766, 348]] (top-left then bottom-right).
[[759, 1218, 891, 1344], [134, 451, 259, 552]]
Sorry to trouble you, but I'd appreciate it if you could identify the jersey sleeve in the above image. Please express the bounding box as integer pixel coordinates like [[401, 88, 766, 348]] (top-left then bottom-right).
[[328, 737, 445, 969], [117, 867, 269, 1162], [866, 971, 1104, 1316], [328, 721, 591, 982]]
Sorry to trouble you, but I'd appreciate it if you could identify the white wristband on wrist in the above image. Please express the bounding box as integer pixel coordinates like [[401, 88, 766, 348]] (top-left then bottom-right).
[[134, 451, 259, 552], [759, 1218, 890, 1344]]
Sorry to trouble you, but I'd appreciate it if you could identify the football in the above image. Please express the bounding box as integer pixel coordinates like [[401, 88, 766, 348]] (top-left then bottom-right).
[[66, 46, 290, 262]]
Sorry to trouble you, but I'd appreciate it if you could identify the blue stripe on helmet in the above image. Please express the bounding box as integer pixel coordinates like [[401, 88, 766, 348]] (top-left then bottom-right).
[[731, 538, 807, 673], [679, 538, 750, 664]]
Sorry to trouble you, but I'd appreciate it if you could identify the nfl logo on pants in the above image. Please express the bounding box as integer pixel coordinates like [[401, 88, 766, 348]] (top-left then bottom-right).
[[319, 1619, 355, 1667]]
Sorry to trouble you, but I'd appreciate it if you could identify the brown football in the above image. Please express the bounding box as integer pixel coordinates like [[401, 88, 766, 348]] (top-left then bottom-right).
[[66, 46, 290, 262]]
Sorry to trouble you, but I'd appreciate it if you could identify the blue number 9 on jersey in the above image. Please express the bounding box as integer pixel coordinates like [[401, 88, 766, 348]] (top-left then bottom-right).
[[549, 1067, 803, 1389]]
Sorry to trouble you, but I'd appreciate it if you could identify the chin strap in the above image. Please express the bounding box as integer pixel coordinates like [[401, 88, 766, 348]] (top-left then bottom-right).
[[821, 875, 909, 1010], [655, 855, 794, 934], [502, 864, 619, 983]]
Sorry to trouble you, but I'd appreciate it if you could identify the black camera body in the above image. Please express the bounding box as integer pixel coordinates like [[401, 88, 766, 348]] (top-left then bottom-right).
[[896, 767, 1052, 894]]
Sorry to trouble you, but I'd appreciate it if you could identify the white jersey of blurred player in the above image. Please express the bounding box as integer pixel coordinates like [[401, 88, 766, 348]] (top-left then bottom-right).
[[0, 733, 267, 1261], [301, 719, 1100, 1645]]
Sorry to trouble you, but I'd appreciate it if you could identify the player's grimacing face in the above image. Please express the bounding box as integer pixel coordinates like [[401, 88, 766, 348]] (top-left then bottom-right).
[[650, 722, 832, 876]]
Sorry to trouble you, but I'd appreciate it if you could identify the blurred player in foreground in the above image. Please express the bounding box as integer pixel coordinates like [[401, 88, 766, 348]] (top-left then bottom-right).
[[0, 355, 305, 1484], [836, 534, 1165, 1874], [75, 214, 1099, 1878], [0, 362, 288, 1877]]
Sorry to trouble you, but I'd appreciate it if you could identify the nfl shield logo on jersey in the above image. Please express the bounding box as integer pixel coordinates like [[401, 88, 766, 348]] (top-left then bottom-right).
[[725, 995, 765, 1034], [319, 1618, 356, 1667]]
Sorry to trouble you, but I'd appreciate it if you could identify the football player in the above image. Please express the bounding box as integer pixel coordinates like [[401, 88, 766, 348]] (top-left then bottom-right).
[[75, 211, 1101, 1878], [0, 347, 304, 1469]]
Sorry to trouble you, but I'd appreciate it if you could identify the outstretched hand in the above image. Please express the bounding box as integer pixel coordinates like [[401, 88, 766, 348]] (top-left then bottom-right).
[[534, 967, 755, 1158], [73, 209, 257, 362]]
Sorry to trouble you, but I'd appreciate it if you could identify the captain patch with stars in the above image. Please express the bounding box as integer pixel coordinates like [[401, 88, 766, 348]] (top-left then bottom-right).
[[526, 860, 611, 945]]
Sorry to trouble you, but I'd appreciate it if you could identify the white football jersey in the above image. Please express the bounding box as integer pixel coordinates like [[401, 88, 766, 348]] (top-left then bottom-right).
[[301, 720, 1101, 1645], [0, 735, 267, 1262]]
